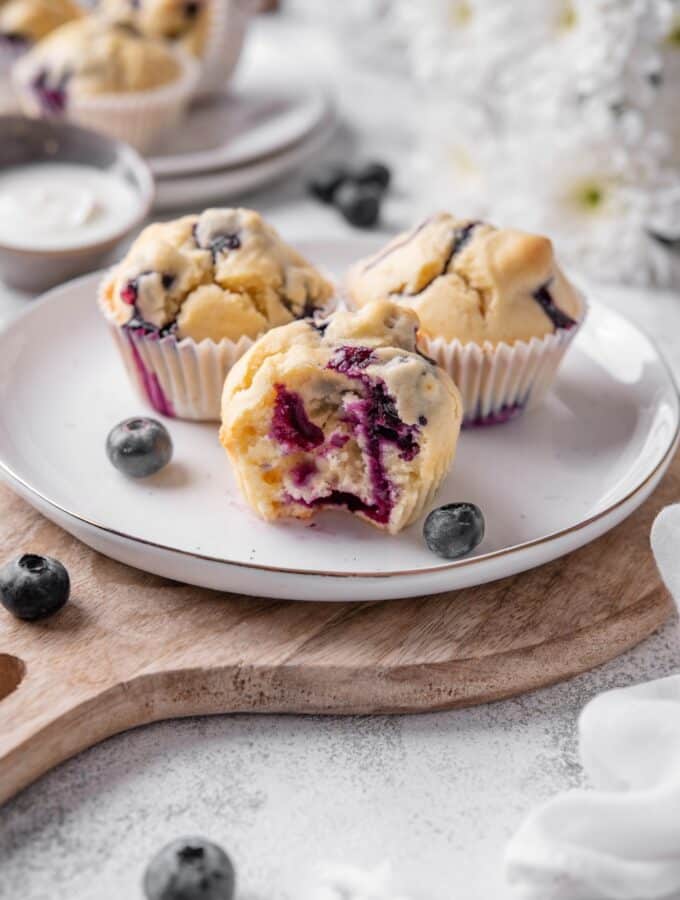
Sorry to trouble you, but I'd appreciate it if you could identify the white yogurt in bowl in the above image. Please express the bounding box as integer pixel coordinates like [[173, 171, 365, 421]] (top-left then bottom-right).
[[0, 162, 141, 251], [0, 115, 153, 291]]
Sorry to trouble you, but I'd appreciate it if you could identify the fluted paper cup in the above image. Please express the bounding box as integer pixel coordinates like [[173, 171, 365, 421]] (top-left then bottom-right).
[[195, 0, 251, 98], [106, 321, 255, 420], [101, 293, 339, 421], [13, 48, 199, 153], [423, 297, 587, 426]]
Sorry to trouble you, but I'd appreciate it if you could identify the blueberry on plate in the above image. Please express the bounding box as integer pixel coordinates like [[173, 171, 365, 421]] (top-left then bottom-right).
[[306, 164, 349, 204], [334, 181, 381, 229], [423, 502, 485, 560], [0, 554, 70, 621], [354, 161, 391, 191], [107, 417, 173, 478], [144, 837, 235, 900]]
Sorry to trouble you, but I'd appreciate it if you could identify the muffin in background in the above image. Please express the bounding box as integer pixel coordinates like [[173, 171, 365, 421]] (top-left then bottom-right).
[[347, 212, 586, 426], [98, 0, 251, 98], [12, 18, 198, 150], [0, 0, 82, 110], [0, 0, 82, 66], [99, 207, 335, 420]]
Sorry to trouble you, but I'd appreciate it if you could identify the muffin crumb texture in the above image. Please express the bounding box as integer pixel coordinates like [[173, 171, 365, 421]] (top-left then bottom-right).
[[220, 300, 462, 534], [347, 212, 582, 346], [102, 208, 334, 343]]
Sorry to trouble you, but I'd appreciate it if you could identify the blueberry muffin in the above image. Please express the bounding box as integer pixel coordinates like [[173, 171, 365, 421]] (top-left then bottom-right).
[[99, 0, 208, 56], [220, 299, 462, 534], [12, 18, 197, 149], [0, 0, 82, 50], [100, 207, 335, 420], [99, 0, 249, 97], [347, 213, 585, 425]]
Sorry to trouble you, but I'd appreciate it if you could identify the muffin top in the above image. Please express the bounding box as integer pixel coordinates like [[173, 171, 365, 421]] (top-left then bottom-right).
[[346, 213, 583, 346], [101, 207, 335, 343], [14, 18, 182, 100], [220, 299, 462, 533], [99, 0, 208, 55], [0, 0, 82, 46]]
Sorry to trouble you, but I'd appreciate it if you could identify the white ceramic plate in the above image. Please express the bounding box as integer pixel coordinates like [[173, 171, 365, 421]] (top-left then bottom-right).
[[153, 114, 335, 212], [0, 240, 677, 602], [148, 86, 331, 178]]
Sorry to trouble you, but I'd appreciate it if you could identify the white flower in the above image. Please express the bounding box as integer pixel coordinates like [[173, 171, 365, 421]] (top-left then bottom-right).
[[655, 0, 680, 165], [391, 0, 536, 97], [409, 101, 497, 220], [501, 0, 672, 125], [487, 119, 680, 285]]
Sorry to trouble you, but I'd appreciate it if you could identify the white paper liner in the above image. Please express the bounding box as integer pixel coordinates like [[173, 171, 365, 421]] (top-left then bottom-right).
[[107, 322, 254, 420], [12, 48, 199, 153], [195, 0, 251, 98], [424, 299, 587, 426], [0, 39, 28, 79], [0, 73, 19, 113]]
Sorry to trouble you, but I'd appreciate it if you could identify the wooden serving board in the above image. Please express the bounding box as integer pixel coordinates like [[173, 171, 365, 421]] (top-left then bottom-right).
[[0, 451, 678, 806]]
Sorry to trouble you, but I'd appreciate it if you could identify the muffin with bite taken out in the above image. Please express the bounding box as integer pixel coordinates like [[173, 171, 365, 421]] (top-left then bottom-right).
[[220, 299, 463, 534]]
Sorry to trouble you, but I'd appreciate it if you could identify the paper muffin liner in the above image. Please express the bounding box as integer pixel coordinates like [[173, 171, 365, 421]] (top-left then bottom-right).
[[194, 0, 251, 99], [106, 321, 254, 420], [0, 73, 19, 113], [13, 48, 199, 153], [101, 295, 340, 421], [0, 38, 29, 79], [423, 298, 587, 427]]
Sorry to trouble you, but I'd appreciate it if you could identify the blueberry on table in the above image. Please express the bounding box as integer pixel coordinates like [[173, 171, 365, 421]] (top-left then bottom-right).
[[355, 161, 392, 191], [334, 181, 381, 229], [306, 164, 349, 204], [144, 837, 235, 900], [423, 502, 485, 560], [107, 417, 173, 478], [0, 554, 70, 621]]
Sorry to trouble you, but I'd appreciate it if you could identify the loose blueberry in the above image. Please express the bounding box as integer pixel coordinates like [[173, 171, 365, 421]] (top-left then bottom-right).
[[143, 837, 235, 900], [307, 164, 349, 204], [0, 554, 70, 621], [334, 181, 381, 229], [423, 502, 485, 560], [355, 161, 391, 191], [106, 417, 173, 478]]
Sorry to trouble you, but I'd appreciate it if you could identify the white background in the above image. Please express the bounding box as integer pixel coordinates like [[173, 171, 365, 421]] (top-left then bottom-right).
[[1, 15, 679, 900]]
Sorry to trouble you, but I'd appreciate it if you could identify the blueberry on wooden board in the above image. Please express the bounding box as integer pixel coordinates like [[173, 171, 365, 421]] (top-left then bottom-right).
[[0, 554, 70, 621], [106, 417, 173, 478], [143, 837, 235, 900], [423, 503, 485, 559]]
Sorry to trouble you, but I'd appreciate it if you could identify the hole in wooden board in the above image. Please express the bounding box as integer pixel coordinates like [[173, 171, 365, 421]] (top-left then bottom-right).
[[0, 654, 25, 700]]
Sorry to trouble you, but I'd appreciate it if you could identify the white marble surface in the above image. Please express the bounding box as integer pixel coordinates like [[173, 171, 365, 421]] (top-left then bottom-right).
[[1, 15, 680, 900]]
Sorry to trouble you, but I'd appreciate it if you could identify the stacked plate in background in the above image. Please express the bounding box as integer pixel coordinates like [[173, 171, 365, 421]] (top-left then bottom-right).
[[148, 79, 336, 211]]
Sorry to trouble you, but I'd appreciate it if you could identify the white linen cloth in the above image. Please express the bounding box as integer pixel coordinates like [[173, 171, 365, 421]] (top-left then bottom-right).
[[505, 505, 680, 899]]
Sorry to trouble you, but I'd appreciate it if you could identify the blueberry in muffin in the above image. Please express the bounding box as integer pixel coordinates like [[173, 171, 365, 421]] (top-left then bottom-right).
[[220, 299, 462, 534]]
